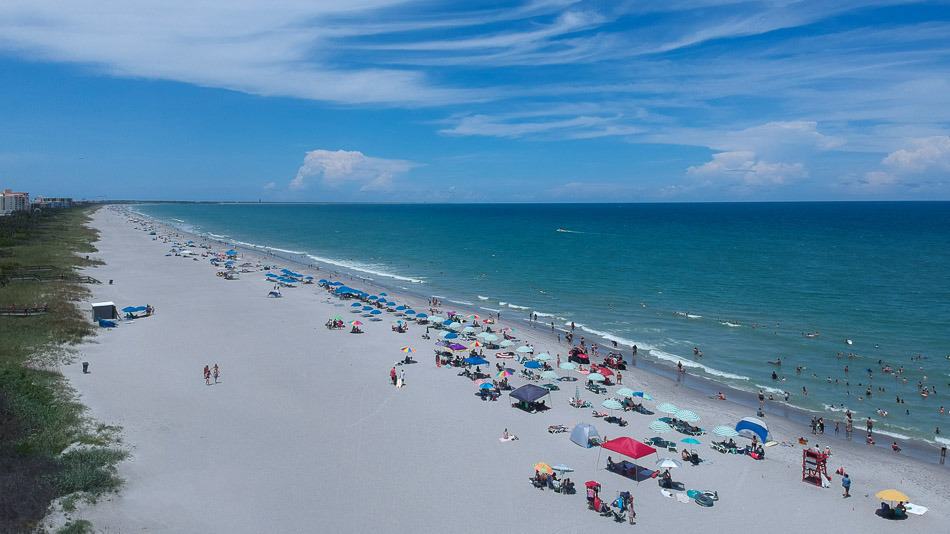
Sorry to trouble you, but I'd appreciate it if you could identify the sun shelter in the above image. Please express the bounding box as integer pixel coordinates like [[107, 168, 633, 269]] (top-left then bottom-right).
[[91, 302, 118, 321], [570, 423, 600, 448], [736, 416, 769, 443], [601, 437, 658, 482], [510, 384, 551, 413]]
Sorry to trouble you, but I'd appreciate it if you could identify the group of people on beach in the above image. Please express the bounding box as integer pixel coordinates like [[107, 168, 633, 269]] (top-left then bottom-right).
[[202, 364, 220, 385]]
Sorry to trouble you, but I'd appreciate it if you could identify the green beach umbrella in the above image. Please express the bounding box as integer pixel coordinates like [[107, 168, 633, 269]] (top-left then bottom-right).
[[534, 352, 552, 361], [616, 387, 636, 398], [499, 340, 514, 348], [657, 402, 679, 414], [540, 370, 559, 380], [587, 372, 606, 382], [602, 399, 624, 410], [649, 420, 673, 433]]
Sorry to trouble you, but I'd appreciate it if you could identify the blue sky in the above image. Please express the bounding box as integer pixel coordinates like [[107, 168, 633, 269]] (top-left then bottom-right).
[[1, 0, 948, 202]]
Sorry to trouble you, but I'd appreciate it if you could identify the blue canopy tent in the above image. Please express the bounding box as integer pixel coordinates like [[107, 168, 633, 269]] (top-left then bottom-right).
[[735, 416, 769, 443], [524, 360, 542, 369], [464, 357, 489, 365], [509, 384, 551, 411]]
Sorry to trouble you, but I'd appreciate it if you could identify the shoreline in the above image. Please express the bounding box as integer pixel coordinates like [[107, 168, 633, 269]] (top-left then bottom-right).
[[139, 207, 950, 467]]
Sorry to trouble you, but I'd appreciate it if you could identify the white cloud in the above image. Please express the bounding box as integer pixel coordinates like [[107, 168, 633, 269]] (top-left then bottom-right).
[[857, 135, 950, 189], [687, 150, 806, 186], [263, 181, 277, 190], [882, 135, 950, 173], [290, 149, 416, 192]]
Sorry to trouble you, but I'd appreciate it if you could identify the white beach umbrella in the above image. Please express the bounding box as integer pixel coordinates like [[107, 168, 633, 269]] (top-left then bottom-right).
[[656, 458, 681, 469]]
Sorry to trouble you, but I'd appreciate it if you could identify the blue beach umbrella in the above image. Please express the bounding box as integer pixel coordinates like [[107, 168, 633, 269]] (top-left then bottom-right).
[[368, 295, 378, 300], [405, 310, 417, 316], [441, 332, 459, 339], [379, 292, 387, 296], [416, 313, 428, 319], [479, 382, 495, 390], [442, 319, 454, 326], [351, 303, 362, 308], [465, 357, 489, 366], [362, 306, 373, 311], [633, 391, 654, 401], [524, 360, 542, 369], [371, 310, 382, 315], [396, 305, 407, 311]]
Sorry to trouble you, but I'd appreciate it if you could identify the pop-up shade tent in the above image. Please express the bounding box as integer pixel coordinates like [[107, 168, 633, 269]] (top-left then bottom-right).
[[571, 423, 600, 448], [91, 302, 118, 321], [601, 437, 657, 460], [735, 416, 769, 443], [509, 384, 550, 403]]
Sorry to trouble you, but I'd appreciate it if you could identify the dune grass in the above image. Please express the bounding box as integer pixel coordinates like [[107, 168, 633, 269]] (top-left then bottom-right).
[[0, 207, 126, 532]]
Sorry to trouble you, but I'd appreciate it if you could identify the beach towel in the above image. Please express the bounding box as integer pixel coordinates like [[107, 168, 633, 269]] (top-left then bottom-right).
[[499, 436, 518, 442], [675, 493, 691, 504], [660, 489, 674, 499]]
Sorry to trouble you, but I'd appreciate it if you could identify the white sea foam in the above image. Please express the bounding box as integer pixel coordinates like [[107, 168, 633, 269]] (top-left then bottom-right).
[[556, 228, 583, 234], [755, 384, 786, 395], [935, 436, 950, 446], [304, 254, 425, 284], [479, 307, 501, 313], [477, 295, 490, 300], [687, 314, 702, 319], [507, 303, 530, 310], [721, 321, 742, 328], [448, 299, 474, 306], [172, 218, 185, 223], [874, 429, 911, 440], [534, 311, 555, 317], [650, 350, 750, 380], [498, 301, 508, 306]]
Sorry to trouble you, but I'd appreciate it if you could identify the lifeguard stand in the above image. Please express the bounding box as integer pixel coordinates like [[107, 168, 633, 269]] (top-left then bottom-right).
[[802, 449, 829, 486]]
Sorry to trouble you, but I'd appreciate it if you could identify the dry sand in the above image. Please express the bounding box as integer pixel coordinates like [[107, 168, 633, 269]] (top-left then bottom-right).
[[47, 207, 948, 532]]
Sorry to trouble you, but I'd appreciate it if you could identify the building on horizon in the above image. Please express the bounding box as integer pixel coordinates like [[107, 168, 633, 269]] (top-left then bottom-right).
[[1, 188, 30, 215], [32, 196, 73, 209]]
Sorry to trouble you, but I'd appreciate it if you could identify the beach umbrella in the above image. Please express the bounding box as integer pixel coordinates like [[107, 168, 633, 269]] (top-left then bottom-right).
[[479, 382, 495, 390], [448, 343, 468, 351], [552, 464, 574, 473], [559, 362, 577, 370], [633, 391, 654, 401], [649, 420, 673, 433], [464, 357, 489, 366], [121, 306, 138, 313], [657, 402, 679, 414], [587, 372, 606, 382], [462, 326, 476, 333], [875, 489, 909, 502], [534, 352, 552, 361], [441, 332, 459, 339], [713, 425, 739, 437], [428, 315, 445, 323], [681, 438, 702, 445], [416, 313, 428, 319], [362, 306, 373, 311], [540, 370, 559, 380], [524, 360, 542, 369], [594, 366, 614, 377], [516, 345, 534, 353], [602, 399, 624, 410], [584, 480, 600, 489], [616, 387, 636, 398], [405, 310, 417, 316], [497, 369, 514, 379], [371, 310, 382, 315], [534, 463, 553, 475], [379, 292, 387, 296], [675, 409, 700, 423], [442, 319, 454, 326], [499, 340, 514, 348], [351, 320, 363, 326], [449, 322, 464, 331], [656, 458, 681, 469], [368, 295, 378, 300], [351, 303, 362, 307], [400, 346, 414, 353], [396, 305, 407, 311]]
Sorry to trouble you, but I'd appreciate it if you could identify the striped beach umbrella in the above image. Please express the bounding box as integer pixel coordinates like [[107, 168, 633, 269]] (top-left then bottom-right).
[[657, 402, 679, 414], [587, 372, 606, 382], [400, 346, 414, 353], [534, 352, 552, 361], [540, 370, 559, 380], [675, 409, 700, 423], [713, 425, 739, 437], [558, 362, 577, 370], [633, 391, 654, 400], [602, 399, 624, 410], [649, 420, 673, 433], [616, 387, 636, 398]]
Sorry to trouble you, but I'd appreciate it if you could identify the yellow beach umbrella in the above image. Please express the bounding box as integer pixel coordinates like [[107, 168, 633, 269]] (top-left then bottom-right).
[[875, 489, 909, 502], [533, 462, 553, 475]]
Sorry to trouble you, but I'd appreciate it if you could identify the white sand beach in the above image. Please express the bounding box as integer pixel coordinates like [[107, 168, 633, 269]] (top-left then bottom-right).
[[49, 207, 948, 532]]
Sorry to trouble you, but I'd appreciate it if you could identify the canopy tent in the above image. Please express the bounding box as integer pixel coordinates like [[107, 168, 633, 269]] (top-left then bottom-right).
[[91, 301, 118, 321], [570, 423, 600, 448], [735, 416, 769, 442], [509, 384, 550, 403], [601, 437, 657, 460]]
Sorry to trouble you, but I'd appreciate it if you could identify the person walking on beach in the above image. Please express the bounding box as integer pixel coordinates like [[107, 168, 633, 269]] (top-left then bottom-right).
[[841, 473, 851, 498], [398, 369, 406, 388], [203, 365, 211, 385], [617, 371, 622, 385], [390, 366, 397, 386], [212, 363, 219, 384]]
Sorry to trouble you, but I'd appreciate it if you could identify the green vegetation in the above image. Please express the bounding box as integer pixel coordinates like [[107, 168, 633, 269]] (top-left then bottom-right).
[[0, 207, 126, 532]]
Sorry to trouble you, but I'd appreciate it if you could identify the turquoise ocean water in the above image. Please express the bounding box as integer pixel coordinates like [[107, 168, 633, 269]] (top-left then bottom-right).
[[136, 202, 950, 443]]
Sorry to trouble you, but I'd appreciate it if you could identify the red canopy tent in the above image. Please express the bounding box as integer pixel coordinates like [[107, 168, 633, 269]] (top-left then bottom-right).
[[601, 437, 656, 459]]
